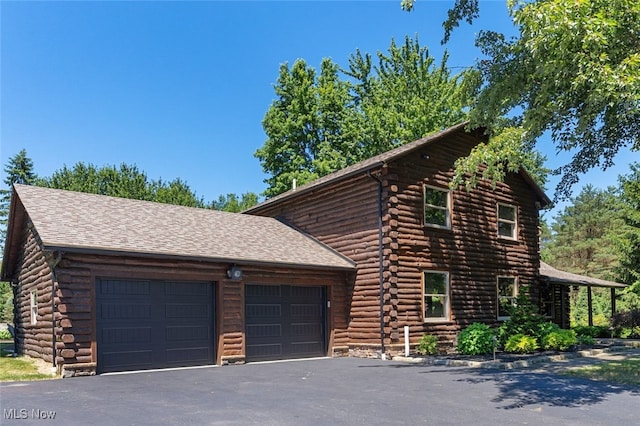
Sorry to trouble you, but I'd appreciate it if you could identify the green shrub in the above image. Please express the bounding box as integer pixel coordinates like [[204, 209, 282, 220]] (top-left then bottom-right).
[[576, 334, 596, 345], [0, 329, 12, 340], [611, 310, 640, 338], [542, 329, 577, 351], [572, 325, 611, 338], [504, 334, 539, 353], [619, 327, 640, 339], [456, 323, 496, 355], [416, 334, 439, 355], [497, 290, 553, 346]]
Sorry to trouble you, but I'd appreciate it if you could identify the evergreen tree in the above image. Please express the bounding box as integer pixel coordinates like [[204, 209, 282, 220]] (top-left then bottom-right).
[[1, 149, 38, 247]]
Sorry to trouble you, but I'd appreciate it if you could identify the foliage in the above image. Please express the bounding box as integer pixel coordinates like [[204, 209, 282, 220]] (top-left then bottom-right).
[[611, 309, 640, 329], [456, 323, 496, 355], [576, 334, 596, 346], [404, 0, 640, 200], [210, 193, 259, 212], [416, 334, 439, 356], [541, 329, 577, 351], [0, 282, 13, 323], [572, 325, 611, 339], [564, 357, 640, 386], [0, 149, 38, 247], [38, 162, 205, 208], [504, 334, 539, 354], [617, 327, 640, 339], [496, 290, 552, 346], [614, 163, 640, 305], [257, 36, 474, 198], [541, 183, 629, 326], [0, 329, 11, 340]]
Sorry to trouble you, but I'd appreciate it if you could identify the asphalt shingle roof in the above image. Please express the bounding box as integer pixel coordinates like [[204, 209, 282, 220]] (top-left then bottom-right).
[[11, 184, 355, 271], [540, 261, 626, 288], [245, 122, 551, 213]]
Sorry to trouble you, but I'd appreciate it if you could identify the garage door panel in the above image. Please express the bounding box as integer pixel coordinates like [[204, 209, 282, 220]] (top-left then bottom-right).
[[102, 327, 152, 345], [102, 350, 153, 370], [245, 284, 325, 362], [166, 347, 212, 363], [165, 303, 210, 319], [97, 279, 214, 373]]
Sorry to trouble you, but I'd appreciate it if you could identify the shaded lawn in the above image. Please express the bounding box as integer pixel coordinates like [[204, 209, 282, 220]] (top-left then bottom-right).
[[564, 357, 640, 386], [0, 341, 55, 382]]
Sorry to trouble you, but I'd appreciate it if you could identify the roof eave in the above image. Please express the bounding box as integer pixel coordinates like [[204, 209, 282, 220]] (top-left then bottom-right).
[[41, 244, 357, 272]]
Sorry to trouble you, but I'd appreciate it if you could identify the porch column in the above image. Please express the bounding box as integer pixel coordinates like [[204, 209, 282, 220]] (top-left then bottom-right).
[[611, 288, 616, 315], [587, 286, 593, 327]]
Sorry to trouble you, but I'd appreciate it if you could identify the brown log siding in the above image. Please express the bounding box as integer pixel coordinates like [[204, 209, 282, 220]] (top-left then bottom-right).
[[13, 248, 349, 373], [249, 132, 542, 351], [13, 221, 56, 363]]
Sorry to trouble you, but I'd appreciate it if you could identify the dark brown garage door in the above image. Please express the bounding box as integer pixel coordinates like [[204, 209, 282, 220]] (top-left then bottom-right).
[[96, 279, 214, 373], [245, 284, 326, 362]]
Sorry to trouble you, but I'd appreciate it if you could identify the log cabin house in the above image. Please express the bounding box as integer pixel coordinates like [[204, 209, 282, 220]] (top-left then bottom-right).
[[2, 123, 622, 376], [2, 184, 355, 376], [244, 122, 553, 355]]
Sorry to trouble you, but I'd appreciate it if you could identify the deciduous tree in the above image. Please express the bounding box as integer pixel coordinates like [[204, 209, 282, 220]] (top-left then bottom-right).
[[403, 0, 640, 200], [257, 36, 475, 197]]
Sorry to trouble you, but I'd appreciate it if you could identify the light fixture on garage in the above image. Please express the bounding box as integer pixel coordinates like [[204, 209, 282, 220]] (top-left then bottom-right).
[[227, 265, 243, 281]]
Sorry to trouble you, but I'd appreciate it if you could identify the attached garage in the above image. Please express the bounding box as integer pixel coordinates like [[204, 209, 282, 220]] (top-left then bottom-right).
[[2, 185, 355, 376], [245, 284, 326, 362], [96, 279, 214, 373]]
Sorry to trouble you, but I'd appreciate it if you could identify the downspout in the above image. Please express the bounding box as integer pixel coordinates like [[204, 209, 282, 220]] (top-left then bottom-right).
[[48, 252, 62, 370], [367, 170, 386, 359]]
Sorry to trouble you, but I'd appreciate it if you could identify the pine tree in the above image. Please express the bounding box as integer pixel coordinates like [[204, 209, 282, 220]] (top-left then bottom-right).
[[1, 149, 38, 247]]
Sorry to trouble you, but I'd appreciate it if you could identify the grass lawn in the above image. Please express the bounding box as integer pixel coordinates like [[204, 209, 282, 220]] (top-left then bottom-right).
[[0, 341, 56, 382], [564, 357, 640, 386]]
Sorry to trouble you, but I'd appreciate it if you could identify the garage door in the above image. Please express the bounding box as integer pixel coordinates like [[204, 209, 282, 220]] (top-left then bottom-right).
[[245, 284, 326, 362], [96, 279, 214, 373]]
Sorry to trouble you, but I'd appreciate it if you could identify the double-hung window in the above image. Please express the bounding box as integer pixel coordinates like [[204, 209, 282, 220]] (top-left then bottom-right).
[[497, 276, 518, 320], [497, 203, 517, 240], [423, 271, 449, 321], [424, 185, 450, 229]]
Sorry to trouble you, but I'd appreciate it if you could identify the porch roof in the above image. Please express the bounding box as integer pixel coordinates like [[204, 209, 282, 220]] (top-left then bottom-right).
[[540, 262, 627, 289]]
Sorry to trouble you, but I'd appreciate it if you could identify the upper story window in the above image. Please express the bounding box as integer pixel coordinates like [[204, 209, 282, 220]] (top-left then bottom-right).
[[497, 276, 518, 320], [424, 185, 450, 229], [423, 271, 450, 322], [497, 203, 517, 240]]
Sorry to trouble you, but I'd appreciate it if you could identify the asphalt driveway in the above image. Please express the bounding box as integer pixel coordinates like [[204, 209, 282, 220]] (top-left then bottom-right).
[[1, 357, 639, 425]]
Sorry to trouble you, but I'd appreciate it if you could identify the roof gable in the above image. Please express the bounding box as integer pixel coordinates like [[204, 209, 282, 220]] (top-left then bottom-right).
[[245, 123, 551, 213], [2, 185, 355, 278]]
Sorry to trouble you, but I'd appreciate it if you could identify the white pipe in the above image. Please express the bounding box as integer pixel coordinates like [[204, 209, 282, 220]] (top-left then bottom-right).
[[404, 325, 410, 357]]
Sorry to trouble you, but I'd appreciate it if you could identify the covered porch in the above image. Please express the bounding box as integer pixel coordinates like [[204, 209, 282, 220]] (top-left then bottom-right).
[[539, 262, 628, 328]]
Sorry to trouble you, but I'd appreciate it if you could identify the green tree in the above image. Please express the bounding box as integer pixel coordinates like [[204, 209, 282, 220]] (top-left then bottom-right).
[[39, 162, 204, 208], [614, 163, 640, 308], [257, 58, 356, 197], [257, 36, 474, 198], [404, 0, 640, 200], [1, 149, 37, 324], [1, 149, 38, 247], [210, 193, 260, 213], [542, 184, 625, 325]]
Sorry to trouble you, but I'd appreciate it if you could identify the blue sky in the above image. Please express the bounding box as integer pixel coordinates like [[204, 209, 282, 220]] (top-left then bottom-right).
[[1, 1, 637, 219]]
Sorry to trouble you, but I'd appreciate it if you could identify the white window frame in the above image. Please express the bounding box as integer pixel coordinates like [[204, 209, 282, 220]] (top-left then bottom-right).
[[497, 276, 518, 320], [497, 203, 517, 240], [423, 185, 451, 229], [422, 271, 450, 322], [30, 290, 38, 325]]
